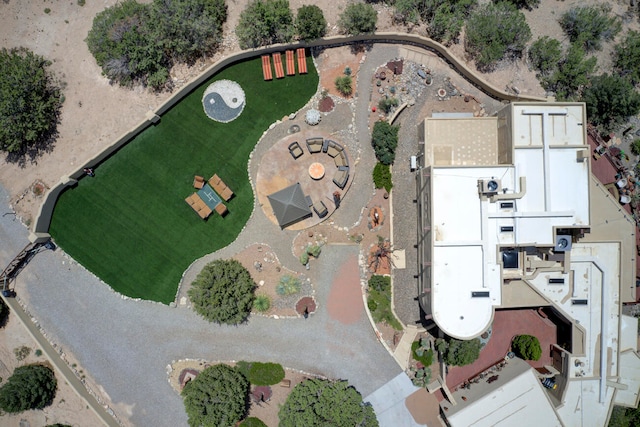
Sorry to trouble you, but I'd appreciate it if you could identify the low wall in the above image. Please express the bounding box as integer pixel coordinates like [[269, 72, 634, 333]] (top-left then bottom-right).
[[33, 33, 547, 235]]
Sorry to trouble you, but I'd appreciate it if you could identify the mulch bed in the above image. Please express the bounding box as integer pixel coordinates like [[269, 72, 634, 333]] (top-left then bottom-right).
[[319, 96, 335, 112], [296, 296, 317, 317]]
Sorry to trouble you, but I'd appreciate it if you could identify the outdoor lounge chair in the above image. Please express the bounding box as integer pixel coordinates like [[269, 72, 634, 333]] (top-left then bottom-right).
[[185, 194, 212, 219], [193, 175, 205, 189], [333, 169, 348, 189], [333, 151, 348, 168], [313, 200, 328, 217], [326, 141, 344, 158], [209, 174, 234, 201], [215, 203, 228, 216], [306, 137, 323, 154], [288, 141, 304, 159]]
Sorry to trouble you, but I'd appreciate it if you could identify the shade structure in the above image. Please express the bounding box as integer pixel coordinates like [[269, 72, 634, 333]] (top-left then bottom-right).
[[267, 182, 312, 228]]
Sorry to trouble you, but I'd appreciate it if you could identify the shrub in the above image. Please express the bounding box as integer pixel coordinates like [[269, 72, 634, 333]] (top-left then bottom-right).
[[529, 36, 562, 76], [338, 3, 377, 35], [13, 346, 31, 361], [77, 0, 85, 5], [240, 418, 267, 427], [378, 97, 399, 114], [299, 251, 309, 265], [34, 349, 43, 357], [0, 47, 63, 153], [253, 294, 271, 312], [631, 140, 640, 157], [512, 334, 542, 361], [542, 40, 596, 101], [44, 8, 51, 14], [276, 275, 301, 296], [411, 366, 432, 387], [582, 74, 640, 132], [464, 2, 531, 70], [429, 4, 465, 45], [247, 362, 285, 385], [372, 121, 399, 165], [440, 338, 482, 366], [614, 31, 640, 85], [0, 364, 57, 413], [559, 5, 620, 52], [236, 0, 294, 49], [295, 4, 326, 40], [373, 162, 393, 193], [188, 259, 256, 325], [279, 379, 378, 426], [182, 364, 249, 427], [412, 339, 434, 367], [307, 244, 322, 258], [368, 275, 390, 292], [335, 75, 353, 96], [498, 0, 540, 10]]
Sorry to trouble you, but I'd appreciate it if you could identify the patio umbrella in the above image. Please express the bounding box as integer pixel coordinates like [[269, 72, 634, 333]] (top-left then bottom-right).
[[267, 182, 312, 228]]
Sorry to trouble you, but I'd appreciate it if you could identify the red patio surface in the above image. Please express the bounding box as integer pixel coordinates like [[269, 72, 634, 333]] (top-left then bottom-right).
[[445, 309, 556, 390]]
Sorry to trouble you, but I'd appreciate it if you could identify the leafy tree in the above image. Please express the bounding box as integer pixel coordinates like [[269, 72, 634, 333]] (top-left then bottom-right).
[[246, 362, 285, 385], [512, 334, 542, 361], [464, 2, 531, 70], [236, 0, 295, 49], [188, 259, 256, 325], [582, 74, 640, 132], [0, 364, 57, 413], [372, 162, 393, 193], [614, 31, 640, 85], [543, 39, 597, 101], [429, 3, 465, 44], [496, 0, 540, 10], [393, 0, 422, 24], [559, 5, 621, 52], [296, 5, 326, 40], [335, 75, 353, 96], [529, 36, 562, 76], [338, 3, 377, 35], [0, 47, 63, 154], [182, 364, 249, 427], [279, 378, 378, 427], [440, 338, 482, 366], [372, 121, 399, 165]]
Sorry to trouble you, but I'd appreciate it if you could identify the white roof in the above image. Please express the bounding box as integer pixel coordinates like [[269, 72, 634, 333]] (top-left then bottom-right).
[[430, 104, 590, 339], [447, 368, 562, 427]]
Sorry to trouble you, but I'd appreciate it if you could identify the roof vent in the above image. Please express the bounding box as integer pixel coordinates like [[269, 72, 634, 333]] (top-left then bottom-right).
[[554, 235, 572, 252], [479, 178, 501, 195]]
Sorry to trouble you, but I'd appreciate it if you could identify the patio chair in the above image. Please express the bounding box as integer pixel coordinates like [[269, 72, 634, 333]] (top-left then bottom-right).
[[333, 151, 348, 168], [215, 203, 228, 216], [326, 141, 344, 158], [193, 175, 205, 189], [306, 137, 323, 154], [288, 141, 304, 159], [333, 169, 348, 189], [313, 200, 328, 218]]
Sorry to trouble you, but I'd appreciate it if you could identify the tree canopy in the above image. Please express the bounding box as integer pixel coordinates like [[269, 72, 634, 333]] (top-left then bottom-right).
[[559, 5, 620, 52], [512, 334, 542, 361], [188, 259, 256, 325], [0, 364, 57, 413], [236, 0, 295, 49], [437, 338, 482, 366], [296, 5, 326, 40], [0, 47, 63, 154], [181, 364, 249, 427], [528, 36, 562, 77], [86, 0, 226, 90], [614, 31, 640, 85], [542, 40, 597, 101], [464, 1, 531, 70], [338, 3, 377, 35], [279, 378, 379, 427], [371, 121, 399, 165], [582, 73, 640, 132]]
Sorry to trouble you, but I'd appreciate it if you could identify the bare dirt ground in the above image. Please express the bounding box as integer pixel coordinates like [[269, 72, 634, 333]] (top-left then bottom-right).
[[1, 0, 638, 425]]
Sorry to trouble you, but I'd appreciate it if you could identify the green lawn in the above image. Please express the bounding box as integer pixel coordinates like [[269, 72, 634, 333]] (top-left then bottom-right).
[[49, 57, 318, 303]]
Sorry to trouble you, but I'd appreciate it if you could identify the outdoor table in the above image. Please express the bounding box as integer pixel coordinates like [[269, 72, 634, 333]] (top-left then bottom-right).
[[308, 162, 325, 180], [197, 183, 222, 210]]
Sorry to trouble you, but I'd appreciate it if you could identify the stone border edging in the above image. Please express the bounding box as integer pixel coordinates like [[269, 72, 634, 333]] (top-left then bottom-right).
[[32, 33, 547, 239]]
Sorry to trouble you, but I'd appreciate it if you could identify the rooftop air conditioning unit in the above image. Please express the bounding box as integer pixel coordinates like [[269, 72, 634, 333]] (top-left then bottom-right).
[[554, 235, 572, 252], [479, 178, 501, 195]]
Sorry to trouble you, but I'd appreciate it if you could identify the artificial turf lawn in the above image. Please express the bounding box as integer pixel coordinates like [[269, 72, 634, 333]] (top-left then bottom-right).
[[49, 57, 318, 304]]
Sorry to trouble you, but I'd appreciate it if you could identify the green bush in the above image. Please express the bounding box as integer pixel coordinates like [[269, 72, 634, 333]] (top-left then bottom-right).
[[582, 73, 640, 132], [614, 31, 640, 84], [307, 244, 322, 258], [338, 3, 377, 35], [464, 2, 531, 70], [248, 362, 285, 386], [429, 3, 465, 45], [498, 0, 540, 10], [276, 275, 301, 296], [368, 275, 390, 292], [512, 334, 542, 361], [240, 418, 267, 427], [335, 75, 353, 96], [542, 40, 596, 101], [439, 338, 482, 366], [188, 259, 256, 325], [295, 4, 326, 40], [411, 339, 434, 367], [0, 47, 63, 154], [529, 36, 562, 76], [372, 121, 399, 165], [13, 346, 31, 361], [368, 286, 402, 331], [0, 364, 57, 413], [182, 364, 248, 427], [236, 0, 294, 49], [367, 299, 378, 311], [236, 361, 252, 379], [253, 294, 271, 312], [559, 5, 620, 52], [372, 162, 393, 193], [378, 97, 399, 114], [299, 251, 309, 265]]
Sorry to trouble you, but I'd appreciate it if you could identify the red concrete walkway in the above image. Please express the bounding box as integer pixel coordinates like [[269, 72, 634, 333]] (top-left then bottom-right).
[[446, 309, 556, 389]]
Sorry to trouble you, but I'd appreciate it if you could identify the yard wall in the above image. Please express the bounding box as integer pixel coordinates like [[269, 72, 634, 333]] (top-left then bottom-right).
[[32, 33, 547, 237]]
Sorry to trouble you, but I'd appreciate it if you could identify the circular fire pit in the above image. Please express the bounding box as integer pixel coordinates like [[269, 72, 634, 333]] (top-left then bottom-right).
[[308, 162, 325, 180]]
